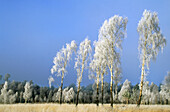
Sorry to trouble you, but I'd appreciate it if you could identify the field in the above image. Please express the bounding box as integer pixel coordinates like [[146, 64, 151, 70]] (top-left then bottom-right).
[[0, 104, 170, 112]]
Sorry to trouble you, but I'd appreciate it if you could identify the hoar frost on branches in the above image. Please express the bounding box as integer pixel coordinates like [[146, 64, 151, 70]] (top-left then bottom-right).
[[137, 10, 166, 106], [98, 15, 128, 107], [52, 88, 61, 102], [118, 79, 131, 104], [75, 38, 92, 106], [89, 40, 107, 106], [150, 82, 159, 104], [140, 81, 151, 104], [23, 82, 32, 103], [48, 76, 54, 88], [0, 81, 8, 104], [0, 81, 18, 104], [160, 71, 170, 104], [50, 40, 77, 104], [163, 71, 170, 90], [63, 87, 75, 103], [52, 87, 75, 103]]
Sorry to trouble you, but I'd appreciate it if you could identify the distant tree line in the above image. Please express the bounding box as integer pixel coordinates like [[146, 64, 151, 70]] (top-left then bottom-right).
[[0, 73, 169, 105]]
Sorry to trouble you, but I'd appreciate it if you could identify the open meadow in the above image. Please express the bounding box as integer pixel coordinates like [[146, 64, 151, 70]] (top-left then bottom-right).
[[0, 104, 170, 112]]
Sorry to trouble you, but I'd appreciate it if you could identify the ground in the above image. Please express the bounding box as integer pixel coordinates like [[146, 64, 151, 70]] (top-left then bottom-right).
[[0, 104, 170, 112]]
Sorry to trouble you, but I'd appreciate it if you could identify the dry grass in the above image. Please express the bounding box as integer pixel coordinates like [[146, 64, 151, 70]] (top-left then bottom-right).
[[0, 104, 170, 112]]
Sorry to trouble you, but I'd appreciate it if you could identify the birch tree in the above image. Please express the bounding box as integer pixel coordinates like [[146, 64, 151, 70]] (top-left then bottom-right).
[[160, 72, 170, 104], [98, 15, 128, 107], [8, 90, 18, 104], [75, 38, 92, 106], [150, 82, 159, 104], [160, 85, 169, 104], [52, 88, 61, 102], [118, 79, 131, 104], [140, 81, 151, 104], [0, 81, 18, 104], [62, 87, 69, 102], [51, 40, 77, 104], [137, 10, 166, 106], [0, 81, 8, 104], [113, 66, 122, 101], [64, 87, 75, 103], [23, 82, 32, 103], [89, 40, 107, 106], [131, 84, 139, 104], [19, 91, 23, 103], [164, 71, 170, 90], [48, 76, 54, 88]]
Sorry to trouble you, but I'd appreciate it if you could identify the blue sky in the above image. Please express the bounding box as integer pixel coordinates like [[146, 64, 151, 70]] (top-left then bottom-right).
[[0, 0, 170, 87]]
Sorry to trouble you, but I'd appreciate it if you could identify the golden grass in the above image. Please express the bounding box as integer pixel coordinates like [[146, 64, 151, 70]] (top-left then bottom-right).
[[0, 104, 170, 112]]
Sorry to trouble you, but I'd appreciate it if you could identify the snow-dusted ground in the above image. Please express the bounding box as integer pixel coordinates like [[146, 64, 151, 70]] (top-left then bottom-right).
[[0, 104, 170, 112]]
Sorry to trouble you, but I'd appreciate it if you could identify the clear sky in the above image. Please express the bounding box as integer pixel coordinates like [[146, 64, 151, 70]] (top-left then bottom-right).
[[0, 0, 170, 87]]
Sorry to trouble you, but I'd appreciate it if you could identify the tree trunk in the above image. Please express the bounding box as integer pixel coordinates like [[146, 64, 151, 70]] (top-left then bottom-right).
[[137, 56, 145, 106], [147, 99, 149, 105], [110, 69, 113, 107], [96, 73, 100, 106], [76, 54, 85, 106], [137, 45, 147, 106], [101, 73, 104, 105], [59, 60, 67, 105], [137, 28, 147, 107], [20, 96, 22, 103], [60, 76, 64, 104], [96, 83, 99, 106], [76, 82, 80, 106], [115, 84, 118, 100]]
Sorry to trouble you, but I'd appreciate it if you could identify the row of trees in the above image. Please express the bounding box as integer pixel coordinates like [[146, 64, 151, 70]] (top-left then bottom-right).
[[0, 73, 169, 104], [50, 9, 167, 107]]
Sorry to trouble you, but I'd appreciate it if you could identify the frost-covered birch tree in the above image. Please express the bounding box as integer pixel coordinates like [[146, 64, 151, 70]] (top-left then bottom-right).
[[140, 81, 151, 104], [113, 66, 122, 101], [98, 15, 128, 107], [0, 81, 8, 104], [160, 72, 170, 104], [52, 88, 61, 102], [118, 79, 131, 104], [137, 10, 166, 106], [23, 82, 32, 103], [160, 85, 169, 104], [19, 91, 23, 103], [8, 90, 18, 104], [48, 76, 54, 88], [62, 87, 69, 102], [164, 71, 170, 90], [150, 82, 159, 104], [0, 81, 18, 104], [75, 38, 92, 106], [51, 40, 77, 104], [64, 87, 75, 103], [131, 84, 139, 104], [89, 40, 107, 106]]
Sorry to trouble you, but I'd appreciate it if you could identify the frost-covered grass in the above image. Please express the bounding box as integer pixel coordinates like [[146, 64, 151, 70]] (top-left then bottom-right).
[[0, 104, 170, 112]]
